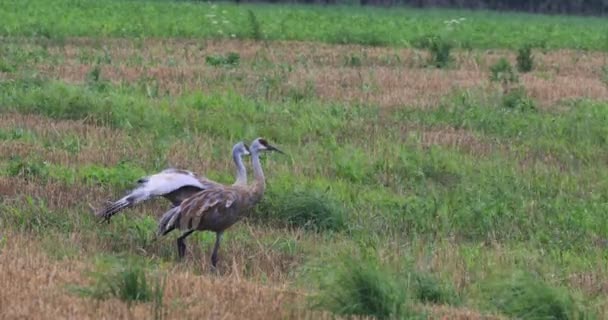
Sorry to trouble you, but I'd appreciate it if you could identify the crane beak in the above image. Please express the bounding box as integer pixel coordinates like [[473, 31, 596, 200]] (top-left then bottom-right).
[[267, 144, 285, 155]]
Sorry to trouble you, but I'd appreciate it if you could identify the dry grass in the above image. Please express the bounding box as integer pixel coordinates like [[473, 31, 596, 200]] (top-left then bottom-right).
[[0, 231, 313, 320], [0, 113, 243, 174], [8, 38, 605, 109], [419, 305, 505, 320], [0, 232, 519, 320]]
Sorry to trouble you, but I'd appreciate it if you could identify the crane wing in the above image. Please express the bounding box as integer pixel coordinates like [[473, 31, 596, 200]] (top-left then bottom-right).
[[96, 169, 215, 222], [181, 188, 239, 217]]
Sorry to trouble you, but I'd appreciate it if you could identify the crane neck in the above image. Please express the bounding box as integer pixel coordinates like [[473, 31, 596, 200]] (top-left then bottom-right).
[[251, 148, 266, 192], [233, 150, 247, 185]]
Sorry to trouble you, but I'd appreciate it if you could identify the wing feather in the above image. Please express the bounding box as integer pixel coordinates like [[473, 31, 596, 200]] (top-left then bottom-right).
[[180, 187, 239, 220]]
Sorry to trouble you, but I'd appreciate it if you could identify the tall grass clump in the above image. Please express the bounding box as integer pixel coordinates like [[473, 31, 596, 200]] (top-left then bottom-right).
[[247, 9, 263, 41], [489, 57, 535, 111], [489, 57, 519, 93], [421, 36, 453, 68], [482, 271, 585, 320], [256, 188, 346, 232], [410, 272, 461, 306], [314, 256, 414, 319], [72, 260, 165, 307], [600, 65, 608, 87], [502, 87, 536, 111], [516, 44, 534, 73]]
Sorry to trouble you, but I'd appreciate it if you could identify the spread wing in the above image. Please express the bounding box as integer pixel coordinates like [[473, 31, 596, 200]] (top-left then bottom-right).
[[161, 168, 223, 189], [96, 170, 215, 222]]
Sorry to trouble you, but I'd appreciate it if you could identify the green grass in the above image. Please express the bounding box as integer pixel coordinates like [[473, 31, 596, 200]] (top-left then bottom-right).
[[2, 4, 608, 316], [70, 257, 166, 307], [3, 79, 608, 249], [1, 0, 607, 50], [481, 271, 587, 319], [313, 255, 414, 319]]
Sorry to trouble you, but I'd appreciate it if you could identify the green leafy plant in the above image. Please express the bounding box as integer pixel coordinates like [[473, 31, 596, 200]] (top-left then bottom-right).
[[428, 37, 453, 68], [314, 256, 413, 319], [490, 57, 519, 91], [256, 188, 346, 232], [600, 65, 608, 87], [410, 272, 461, 306], [247, 9, 263, 41], [205, 52, 240, 67], [502, 86, 536, 111], [7, 156, 50, 181], [482, 271, 585, 320], [516, 44, 534, 73], [71, 261, 165, 307]]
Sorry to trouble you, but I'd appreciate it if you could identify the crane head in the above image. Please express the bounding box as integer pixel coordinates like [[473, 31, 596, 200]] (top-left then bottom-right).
[[232, 141, 251, 157], [252, 137, 285, 154]]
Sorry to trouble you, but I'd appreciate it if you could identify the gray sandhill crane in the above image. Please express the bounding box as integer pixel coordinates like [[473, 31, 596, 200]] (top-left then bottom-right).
[[95, 142, 251, 223], [156, 137, 283, 268]]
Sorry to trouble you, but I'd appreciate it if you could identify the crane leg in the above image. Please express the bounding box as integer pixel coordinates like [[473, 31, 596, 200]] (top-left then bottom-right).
[[176, 230, 195, 259], [210, 231, 223, 268]]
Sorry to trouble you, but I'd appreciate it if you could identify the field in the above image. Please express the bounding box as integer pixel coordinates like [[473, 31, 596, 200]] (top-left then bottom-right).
[[1, 0, 608, 319]]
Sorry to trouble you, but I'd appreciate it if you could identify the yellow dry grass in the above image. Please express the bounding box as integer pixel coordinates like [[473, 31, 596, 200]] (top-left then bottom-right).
[[0, 231, 313, 320], [0, 231, 515, 320]]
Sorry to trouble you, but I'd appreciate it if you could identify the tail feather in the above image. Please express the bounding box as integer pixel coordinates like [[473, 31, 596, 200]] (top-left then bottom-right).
[[96, 195, 138, 223], [157, 206, 182, 237]]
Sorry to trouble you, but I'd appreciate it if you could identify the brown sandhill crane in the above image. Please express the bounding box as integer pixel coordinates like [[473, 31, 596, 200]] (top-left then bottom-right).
[[95, 142, 251, 223], [156, 138, 283, 268]]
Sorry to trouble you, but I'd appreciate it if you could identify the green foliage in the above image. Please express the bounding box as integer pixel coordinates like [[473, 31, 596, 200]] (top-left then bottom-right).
[[0, 0, 606, 50], [247, 9, 263, 41], [502, 86, 536, 111], [489, 57, 519, 88], [91, 215, 174, 258], [72, 260, 165, 308], [488, 58, 535, 111], [1, 197, 74, 233], [0, 127, 32, 141], [427, 36, 453, 68], [329, 29, 386, 47], [205, 52, 240, 67], [482, 271, 585, 320], [256, 188, 346, 232], [79, 163, 146, 190], [516, 44, 534, 72], [0, 57, 16, 72], [7, 156, 50, 181], [314, 256, 413, 319], [600, 65, 608, 87], [410, 272, 461, 306]]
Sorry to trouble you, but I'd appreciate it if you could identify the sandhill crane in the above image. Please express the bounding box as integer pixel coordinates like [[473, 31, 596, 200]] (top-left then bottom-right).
[[95, 142, 251, 223], [156, 137, 283, 268]]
